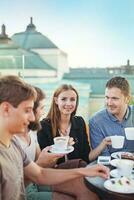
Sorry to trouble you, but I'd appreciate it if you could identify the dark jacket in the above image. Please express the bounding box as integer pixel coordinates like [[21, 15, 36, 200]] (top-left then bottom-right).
[[37, 116, 90, 163]]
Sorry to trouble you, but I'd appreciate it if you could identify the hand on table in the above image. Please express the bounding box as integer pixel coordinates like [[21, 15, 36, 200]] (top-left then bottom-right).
[[83, 164, 110, 179]]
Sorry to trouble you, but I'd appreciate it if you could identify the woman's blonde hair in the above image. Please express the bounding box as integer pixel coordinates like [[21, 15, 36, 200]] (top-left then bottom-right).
[[46, 84, 79, 137]]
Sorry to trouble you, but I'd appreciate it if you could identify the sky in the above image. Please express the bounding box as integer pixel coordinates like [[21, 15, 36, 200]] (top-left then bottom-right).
[[1, 0, 134, 68]]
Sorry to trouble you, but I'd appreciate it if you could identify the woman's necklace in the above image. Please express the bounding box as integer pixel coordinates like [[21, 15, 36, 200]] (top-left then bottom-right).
[[59, 123, 71, 136]]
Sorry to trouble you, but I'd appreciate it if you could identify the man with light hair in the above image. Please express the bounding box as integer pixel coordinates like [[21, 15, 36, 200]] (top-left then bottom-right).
[[0, 75, 109, 200]]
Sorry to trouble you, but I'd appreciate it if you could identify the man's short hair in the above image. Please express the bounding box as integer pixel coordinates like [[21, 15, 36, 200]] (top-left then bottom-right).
[[106, 76, 130, 97], [0, 75, 37, 107]]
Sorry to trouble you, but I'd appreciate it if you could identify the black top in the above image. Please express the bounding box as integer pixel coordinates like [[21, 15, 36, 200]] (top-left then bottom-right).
[[37, 116, 91, 163]]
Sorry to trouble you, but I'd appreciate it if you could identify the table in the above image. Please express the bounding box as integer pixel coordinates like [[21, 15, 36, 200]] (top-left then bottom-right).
[[84, 161, 134, 200]]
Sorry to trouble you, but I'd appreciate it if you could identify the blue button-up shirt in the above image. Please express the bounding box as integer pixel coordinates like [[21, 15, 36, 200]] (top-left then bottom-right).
[[89, 105, 134, 156]]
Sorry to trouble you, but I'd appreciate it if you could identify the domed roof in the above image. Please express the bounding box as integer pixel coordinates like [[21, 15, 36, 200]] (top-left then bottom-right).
[[11, 17, 58, 50], [0, 25, 55, 70]]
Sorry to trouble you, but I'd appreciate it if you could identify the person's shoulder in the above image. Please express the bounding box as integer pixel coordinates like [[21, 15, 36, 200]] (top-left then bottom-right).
[[29, 130, 37, 142], [72, 115, 84, 121], [12, 137, 25, 153], [40, 118, 51, 127], [90, 108, 106, 122], [38, 118, 52, 136], [129, 105, 134, 111], [12, 137, 31, 166], [12, 136, 20, 146], [129, 105, 134, 117], [72, 116, 85, 125], [73, 115, 84, 119], [92, 108, 106, 118]]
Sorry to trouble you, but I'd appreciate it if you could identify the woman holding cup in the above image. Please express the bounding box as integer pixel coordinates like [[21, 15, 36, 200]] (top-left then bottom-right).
[[37, 84, 111, 164]]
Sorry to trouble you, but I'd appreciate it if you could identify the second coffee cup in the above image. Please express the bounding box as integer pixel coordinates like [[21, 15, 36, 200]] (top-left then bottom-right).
[[110, 135, 125, 149]]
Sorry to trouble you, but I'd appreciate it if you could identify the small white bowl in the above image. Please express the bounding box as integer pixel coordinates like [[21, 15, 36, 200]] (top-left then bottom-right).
[[125, 127, 134, 140]]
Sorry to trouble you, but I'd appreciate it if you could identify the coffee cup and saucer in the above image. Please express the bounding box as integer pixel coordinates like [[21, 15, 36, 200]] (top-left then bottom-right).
[[110, 159, 134, 179], [50, 136, 74, 154]]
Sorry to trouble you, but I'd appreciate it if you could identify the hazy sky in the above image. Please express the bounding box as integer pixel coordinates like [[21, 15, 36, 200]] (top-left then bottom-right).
[[1, 0, 134, 67]]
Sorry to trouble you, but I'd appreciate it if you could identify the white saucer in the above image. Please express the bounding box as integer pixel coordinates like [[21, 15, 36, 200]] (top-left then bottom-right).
[[110, 169, 134, 179], [111, 151, 132, 159], [110, 169, 121, 178], [49, 145, 74, 154], [110, 159, 120, 167], [104, 178, 134, 193]]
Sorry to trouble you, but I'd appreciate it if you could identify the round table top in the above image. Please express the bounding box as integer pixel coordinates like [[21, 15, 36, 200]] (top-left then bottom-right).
[[84, 161, 134, 200]]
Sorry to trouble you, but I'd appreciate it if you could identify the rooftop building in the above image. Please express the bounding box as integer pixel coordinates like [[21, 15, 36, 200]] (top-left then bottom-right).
[[0, 24, 56, 79], [12, 17, 69, 78]]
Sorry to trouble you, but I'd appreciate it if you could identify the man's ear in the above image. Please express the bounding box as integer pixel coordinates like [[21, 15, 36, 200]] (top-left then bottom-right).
[[125, 95, 131, 104], [1, 102, 11, 116]]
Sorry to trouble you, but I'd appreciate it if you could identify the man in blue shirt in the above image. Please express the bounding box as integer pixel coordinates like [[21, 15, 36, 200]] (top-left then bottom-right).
[[89, 76, 134, 156]]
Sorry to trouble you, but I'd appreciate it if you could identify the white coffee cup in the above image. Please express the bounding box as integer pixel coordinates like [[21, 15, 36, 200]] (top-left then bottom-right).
[[110, 135, 124, 149], [116, 159, 134, 178], [125, 127, 134, 140], [54, 136, 69, 151]]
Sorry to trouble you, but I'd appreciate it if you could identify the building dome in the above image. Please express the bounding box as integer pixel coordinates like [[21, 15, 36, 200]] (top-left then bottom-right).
[[0, 24, 54, 70], [12, 17, 58, 50]]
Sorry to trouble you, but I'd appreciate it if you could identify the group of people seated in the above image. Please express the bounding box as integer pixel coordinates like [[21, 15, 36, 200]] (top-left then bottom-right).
[[0, 75, 133, 200]]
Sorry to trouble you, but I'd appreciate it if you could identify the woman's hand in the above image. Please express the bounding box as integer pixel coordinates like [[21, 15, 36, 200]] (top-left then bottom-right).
[[68, 137, 75, 146], [36, 146, 65, 168]]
